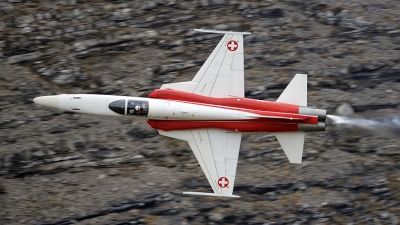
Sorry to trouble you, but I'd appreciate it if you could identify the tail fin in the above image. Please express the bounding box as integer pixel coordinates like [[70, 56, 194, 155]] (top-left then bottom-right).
[[274, 132, 305, 164], [276, 74, 307, 106]]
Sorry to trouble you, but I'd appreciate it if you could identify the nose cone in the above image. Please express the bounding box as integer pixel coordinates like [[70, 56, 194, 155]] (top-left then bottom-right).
[[33, 95, 59, 109]]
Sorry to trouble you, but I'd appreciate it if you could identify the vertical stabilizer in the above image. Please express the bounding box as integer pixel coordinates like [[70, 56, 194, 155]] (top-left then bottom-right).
[[276, 74, 307, 106], [274, 132, 305, 164]]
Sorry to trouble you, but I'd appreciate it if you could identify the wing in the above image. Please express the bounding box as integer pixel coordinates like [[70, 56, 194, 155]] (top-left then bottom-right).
[[159, 129, 242, 198], [161, 29, 251, 98]]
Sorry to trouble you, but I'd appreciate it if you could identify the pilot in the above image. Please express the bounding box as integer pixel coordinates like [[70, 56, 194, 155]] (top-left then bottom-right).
[[135, 105, 141, 114]]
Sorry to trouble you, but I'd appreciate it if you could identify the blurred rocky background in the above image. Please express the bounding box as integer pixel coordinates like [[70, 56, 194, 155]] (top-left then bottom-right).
[[1, 0, 400, 224]]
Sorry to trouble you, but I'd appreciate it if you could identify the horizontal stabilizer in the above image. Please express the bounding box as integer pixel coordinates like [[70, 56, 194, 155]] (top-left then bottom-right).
[[183, 192, 240, 198], [276, 74, 307, 106], [274, 132, 305, 164]]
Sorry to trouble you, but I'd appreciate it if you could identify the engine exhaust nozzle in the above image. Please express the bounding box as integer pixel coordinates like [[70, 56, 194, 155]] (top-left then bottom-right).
[[299, 106, 327, 122], [298, 122, 326, 132]]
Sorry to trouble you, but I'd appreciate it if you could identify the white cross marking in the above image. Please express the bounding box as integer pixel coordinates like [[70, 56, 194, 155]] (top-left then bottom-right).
[[219, 177, 227, 187], [228, 41, 237, 51]]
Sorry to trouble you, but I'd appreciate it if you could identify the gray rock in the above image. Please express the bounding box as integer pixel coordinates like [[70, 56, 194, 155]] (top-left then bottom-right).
[[127, 128, 157, 139], [32, 150, 46, 158], [303, 150, 319, 159], [245, 150, 259, 158], [21, 26, 33, 33], [214, 24, 229, 30], [142, 2, 157, 10], [210, 0, 227, 5], [250, 85, 266, 96], [0, 183, 5, 194], [48, 125, 68, 134], [249, 185, 277, 195], [208, 213, 224, 222], [354, 17, 373, 27], [259, 8, 284, 18], [0, 120, 22, 129], [52, 74, 73, 85], [35, 13, 44, 21], [388, 29, 400, 34], [74, 48, 101, 59], [108, 170, 120, 176], [74, 140, 86, 149], [317, 11, 339, 25], [146, 30, 158, 38], [6, 52, 43, 64], [377, 145, 400, 156], [335, 103, 354, 116], [154, 62, 197, 75], [322, 201, 350, 210], [198, 0, 208, 6], [349, 62, 386, 73], [339, 68, 349, 75], [151, 208, 180, 215], [73, 42, 89, 52], [379, 213, 390, 220], [372, 188, 390, 195], [66, 0, 77, 5], [180, 1, 198, 9], [267, 59, 299, 66], [46, 155, 81, 163], [270, 154, 286, 161]]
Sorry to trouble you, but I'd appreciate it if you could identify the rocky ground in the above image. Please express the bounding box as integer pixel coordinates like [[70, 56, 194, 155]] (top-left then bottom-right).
[[1, 0, 400, 224]]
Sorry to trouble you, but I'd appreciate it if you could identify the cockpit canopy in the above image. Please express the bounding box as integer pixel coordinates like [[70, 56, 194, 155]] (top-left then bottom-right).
[[108, 99, 149, 117], [127, 100, 148, 116]]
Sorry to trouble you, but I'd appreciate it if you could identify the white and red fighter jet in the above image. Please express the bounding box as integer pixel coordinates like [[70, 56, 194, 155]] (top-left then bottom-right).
[[34, 29, 327, 198]]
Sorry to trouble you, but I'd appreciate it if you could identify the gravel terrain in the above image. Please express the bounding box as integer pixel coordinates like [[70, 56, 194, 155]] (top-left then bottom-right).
[[1, 0, 400, 224]]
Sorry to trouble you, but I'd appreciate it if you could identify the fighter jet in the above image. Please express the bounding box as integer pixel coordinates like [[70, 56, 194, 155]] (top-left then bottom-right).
[[34, 29, 327, 198]]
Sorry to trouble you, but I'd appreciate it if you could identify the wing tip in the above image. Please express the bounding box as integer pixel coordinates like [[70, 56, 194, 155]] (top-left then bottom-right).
[[194, 29, 252, 35], [183, 192, 241, 198]]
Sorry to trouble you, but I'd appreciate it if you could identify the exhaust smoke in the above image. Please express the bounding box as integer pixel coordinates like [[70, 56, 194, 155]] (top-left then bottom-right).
[[327, 115, 400, 137]]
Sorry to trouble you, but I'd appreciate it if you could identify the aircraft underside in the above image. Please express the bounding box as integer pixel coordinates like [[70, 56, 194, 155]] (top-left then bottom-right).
[[33, 29, 327, 198]]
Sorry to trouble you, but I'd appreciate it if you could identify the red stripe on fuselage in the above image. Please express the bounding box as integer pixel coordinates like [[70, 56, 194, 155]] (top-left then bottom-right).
[[148, 89, 318, 125], [148, 89, 299, 113], [147, 120, 299, 132]]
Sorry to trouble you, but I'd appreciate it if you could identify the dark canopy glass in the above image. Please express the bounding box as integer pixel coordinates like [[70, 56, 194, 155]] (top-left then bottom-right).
[[127, 100, 149, 117], [109, 99, 125, 115]]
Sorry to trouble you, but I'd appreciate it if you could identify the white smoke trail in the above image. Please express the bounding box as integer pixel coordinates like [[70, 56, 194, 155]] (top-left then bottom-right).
[[327, 115, 400, 137]]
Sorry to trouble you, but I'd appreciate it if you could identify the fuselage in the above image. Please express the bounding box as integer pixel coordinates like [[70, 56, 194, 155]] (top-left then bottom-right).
[[34, 89, 326, 133]]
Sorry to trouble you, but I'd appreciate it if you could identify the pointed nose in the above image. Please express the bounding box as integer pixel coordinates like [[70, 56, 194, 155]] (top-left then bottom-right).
[[33, 95, 59, 109]]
